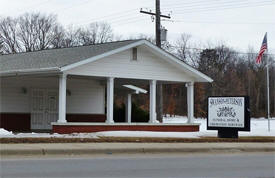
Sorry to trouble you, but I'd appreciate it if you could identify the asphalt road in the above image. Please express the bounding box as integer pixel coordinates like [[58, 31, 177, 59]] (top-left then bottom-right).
[[1, 153, 274, 178]]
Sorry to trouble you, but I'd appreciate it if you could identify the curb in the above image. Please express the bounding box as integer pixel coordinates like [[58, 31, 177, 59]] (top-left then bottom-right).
[[1, 137, 275, 144], [1, 147, 275, 157]]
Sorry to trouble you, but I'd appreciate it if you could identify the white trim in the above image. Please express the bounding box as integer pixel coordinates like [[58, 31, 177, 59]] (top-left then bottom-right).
[[126, 93, 132, 123], [61, 40, 145, 72], [149, 80, 157, 123], [106, 77, 114, 123], [187, 82, 194, 123], [61, 40, 212, 82], [141, 41, 213, 82], [123, 85, 147, 94], [58, 74, 67, 123]]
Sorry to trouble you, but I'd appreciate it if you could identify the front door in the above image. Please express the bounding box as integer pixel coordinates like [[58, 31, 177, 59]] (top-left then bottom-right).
[[31, 89, 58, 130]]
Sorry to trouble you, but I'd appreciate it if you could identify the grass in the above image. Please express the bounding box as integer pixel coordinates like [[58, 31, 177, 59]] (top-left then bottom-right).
[[1, 136, 274, 143]]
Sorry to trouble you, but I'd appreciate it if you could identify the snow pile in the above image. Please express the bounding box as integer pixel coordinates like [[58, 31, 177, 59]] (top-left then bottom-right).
[[0, 128, 13, 136], [96, 131, 202, 138], [239, 118, 275, 137], [97, 117, 275, 138], [13, 132, 63, 138], [1, 131, 99, 139]]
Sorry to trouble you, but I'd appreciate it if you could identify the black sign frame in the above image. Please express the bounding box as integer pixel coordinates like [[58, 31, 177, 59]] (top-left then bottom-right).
[[207, 96, 250, 132]]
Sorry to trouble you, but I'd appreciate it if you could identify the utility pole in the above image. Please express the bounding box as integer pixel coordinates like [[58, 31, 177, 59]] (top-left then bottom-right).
[[140, 0, 170, 122], [155, 0, 161, 47]]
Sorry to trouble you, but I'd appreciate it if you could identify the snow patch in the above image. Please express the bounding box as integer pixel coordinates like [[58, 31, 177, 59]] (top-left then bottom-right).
[[0, 128, 13, 135]]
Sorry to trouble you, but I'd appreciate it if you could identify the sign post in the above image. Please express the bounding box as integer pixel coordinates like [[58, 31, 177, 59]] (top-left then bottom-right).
[[207, 96, 250, 138]]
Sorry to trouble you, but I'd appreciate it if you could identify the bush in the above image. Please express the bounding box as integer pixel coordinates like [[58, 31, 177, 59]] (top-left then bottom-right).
[[114, 103, 149, 123]]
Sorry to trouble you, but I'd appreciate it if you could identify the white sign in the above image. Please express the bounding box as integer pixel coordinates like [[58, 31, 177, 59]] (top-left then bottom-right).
[[208, 97, 245, 128]]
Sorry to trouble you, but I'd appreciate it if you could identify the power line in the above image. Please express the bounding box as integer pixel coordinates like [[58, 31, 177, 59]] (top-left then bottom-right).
[[111, 17, 150, 27], [2, 0, 271, 33], [170, 45, 275, 55], [143, 0, 271, 13], [167, 1, 274, 15], [162, 19, 275, 25], [3, 0, 271, 29], [0, 0, 53, 16], [73, 0, 162, 26], [108, 16, 148, 25], [74, 9, 139, 26], [161, 0, 251, 7], [48, 0, 92, 14], [161, 0, 265, 9], [77, 15, 149, 27], [51, 0, 152, 24], [145, 0, 242, 9]]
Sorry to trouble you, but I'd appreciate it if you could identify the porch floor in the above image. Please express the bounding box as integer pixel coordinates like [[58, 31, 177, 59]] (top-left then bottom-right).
[[52, 122, 200, 134]]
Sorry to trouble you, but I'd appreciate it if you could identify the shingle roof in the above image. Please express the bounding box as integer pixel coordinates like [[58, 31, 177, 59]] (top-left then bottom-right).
[[0, 39, 141, 73]]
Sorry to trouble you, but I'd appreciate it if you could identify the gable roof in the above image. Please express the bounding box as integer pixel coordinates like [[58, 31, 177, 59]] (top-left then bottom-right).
[[0, 39, 213, 82], [0, 40, 140, 74]]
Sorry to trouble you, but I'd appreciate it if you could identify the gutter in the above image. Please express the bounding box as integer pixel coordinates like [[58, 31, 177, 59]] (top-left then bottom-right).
[[0, 67, 61, 77]]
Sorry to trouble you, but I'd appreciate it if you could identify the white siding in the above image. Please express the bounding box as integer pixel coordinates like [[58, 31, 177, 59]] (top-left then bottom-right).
[[67, 47, 195, 82], [66, 78, 105, 114], [0, 76, 105, 114]]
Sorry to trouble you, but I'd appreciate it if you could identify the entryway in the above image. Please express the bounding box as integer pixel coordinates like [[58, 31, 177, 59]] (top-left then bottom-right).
[[31, 89, 58, 130]]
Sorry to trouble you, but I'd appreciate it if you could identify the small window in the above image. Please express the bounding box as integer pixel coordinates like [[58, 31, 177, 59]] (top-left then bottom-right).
[[132, 47, 137, 61]]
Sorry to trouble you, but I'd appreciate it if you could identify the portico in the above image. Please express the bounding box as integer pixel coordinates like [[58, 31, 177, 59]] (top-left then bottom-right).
[[53, 72, 198, 134], [56, 75, 195, 124]]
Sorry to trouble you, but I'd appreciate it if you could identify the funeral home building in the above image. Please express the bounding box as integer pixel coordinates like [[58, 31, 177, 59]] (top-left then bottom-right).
[[0, 39, 213, 133]]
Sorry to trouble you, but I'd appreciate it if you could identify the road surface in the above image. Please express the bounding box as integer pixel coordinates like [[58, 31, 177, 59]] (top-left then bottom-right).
[[1, 153, 274, 178]]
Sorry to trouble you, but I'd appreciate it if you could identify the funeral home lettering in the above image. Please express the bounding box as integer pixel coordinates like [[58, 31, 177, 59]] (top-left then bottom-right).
[[209, 98, 243, 107]]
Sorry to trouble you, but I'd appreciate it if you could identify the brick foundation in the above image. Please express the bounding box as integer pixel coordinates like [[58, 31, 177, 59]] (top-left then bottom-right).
[[0, 113, 106, 132], [0, 113, 31, 131], [52, 124, 199, 134], [66, 114, 106, 122]]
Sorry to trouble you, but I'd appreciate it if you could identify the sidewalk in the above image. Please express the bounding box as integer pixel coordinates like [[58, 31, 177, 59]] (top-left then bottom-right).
[[1, 142, 275, 157]]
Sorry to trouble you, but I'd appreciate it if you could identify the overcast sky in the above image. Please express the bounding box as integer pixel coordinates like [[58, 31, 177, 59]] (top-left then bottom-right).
[[0, 0, 274, 54]]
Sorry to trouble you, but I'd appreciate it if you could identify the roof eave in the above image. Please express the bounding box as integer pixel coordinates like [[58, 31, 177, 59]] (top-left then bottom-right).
[[58, 39, 213, 83], [0, 67, 61, 77], [60, 40, 146, 72], [142, 40, 213, 83]]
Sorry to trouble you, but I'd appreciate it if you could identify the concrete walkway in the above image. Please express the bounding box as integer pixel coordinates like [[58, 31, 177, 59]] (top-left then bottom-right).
[[1, 142, 274, 157]]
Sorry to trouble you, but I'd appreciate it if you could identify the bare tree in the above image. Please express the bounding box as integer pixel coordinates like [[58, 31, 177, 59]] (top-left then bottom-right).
[[77, 22, 113, 45], [0, 17, 22, 54], [55, 22, 114, 47], [174, 33, 201, 67], [0, 37, 4, 54], [93, 22, 113, 43], [60, 25, 82, 47], [50, 25, 66, 48], [126, 33, 155, 43], [17, 13, 59, 51], [176, 33, 192, 61]]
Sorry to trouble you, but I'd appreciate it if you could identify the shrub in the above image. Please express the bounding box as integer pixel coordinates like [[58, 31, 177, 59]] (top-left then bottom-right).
[[113, 103, 149, 122]]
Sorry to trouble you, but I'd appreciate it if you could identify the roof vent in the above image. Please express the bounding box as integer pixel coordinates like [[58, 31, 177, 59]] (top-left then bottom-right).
[[132, 47, 137, 61]]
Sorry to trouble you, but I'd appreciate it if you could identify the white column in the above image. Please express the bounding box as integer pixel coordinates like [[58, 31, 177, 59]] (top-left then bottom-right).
[[106, 77, 114, 124], [125, 94, 132, 123], [58, 74, 67, 123], [187, 82, 194, 123], [149, 80, 157, 123]]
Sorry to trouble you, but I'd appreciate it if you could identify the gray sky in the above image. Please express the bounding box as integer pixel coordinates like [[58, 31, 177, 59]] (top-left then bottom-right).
[[0, 0, 274, 54]]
